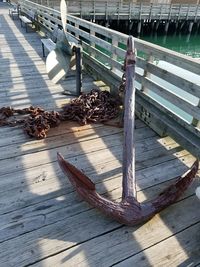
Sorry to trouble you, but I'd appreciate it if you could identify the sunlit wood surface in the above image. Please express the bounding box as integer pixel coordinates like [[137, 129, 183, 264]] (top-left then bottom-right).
[[0, 3, 199, 267]]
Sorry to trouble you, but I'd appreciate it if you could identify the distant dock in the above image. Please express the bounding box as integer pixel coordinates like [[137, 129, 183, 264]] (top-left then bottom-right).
[[52, 1, 200, 34]]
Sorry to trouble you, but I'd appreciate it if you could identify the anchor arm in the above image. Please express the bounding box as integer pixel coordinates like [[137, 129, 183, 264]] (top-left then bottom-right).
[[151, 159, 199, 212], [57, 153, 198, 225]]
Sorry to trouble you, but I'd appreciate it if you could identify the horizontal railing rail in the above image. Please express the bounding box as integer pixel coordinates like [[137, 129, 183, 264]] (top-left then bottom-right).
[[19, 0, 200, 157]]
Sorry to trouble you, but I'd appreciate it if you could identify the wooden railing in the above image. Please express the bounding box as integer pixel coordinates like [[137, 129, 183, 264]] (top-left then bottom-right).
[[31, 0, 200, 21], [19, 0, 200, 157]]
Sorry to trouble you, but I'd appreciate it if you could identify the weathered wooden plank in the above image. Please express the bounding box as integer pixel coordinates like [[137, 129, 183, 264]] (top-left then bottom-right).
[[137, 74, 200, 121], [0, 93, 68, 109], [0, 134, 175, 192], [1, 47, 42, 54], [0, 73, 92, 91], [0, 36, 40, 42], [0, 66, 48, 78], [0, 124, 123, 159], [0, 87, 64, 99], [137, 57, 200, 99], [0, 148, 194, 216], [0, 120, 102, 139], [0, 126, 156, 176], [0, 55, 44, 65], [0, 203, 120, 267], [0, 94, 71, 109], [29, 199, 200, 267], [2, 155, 189, 230], [0, 61, 45, 71], [135, 39, 200, 76], [114, 222, 200, 267], [0, 81, 95, 100], [136, 86, 200, 140], [0, 111, 108, 141], [1, 43, 41, 50], [0, 164, 198, 245], [0, 38, 41, 46], [0, 192, 199, 267], [0, 72, 50, 84], [0, 87, 63, 98], [136, 90, 200, 158]]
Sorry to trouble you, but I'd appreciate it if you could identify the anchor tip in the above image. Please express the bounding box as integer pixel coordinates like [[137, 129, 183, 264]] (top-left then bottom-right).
[[57, 151, 95, 191], [57, 152, 64, 161]]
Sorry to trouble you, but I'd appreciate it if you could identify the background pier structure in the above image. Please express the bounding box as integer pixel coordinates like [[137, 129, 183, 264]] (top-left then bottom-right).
[[28, 0, 200, 34]]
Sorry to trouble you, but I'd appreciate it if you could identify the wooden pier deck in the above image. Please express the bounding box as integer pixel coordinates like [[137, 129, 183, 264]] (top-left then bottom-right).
[[0, 3, 200, 266]]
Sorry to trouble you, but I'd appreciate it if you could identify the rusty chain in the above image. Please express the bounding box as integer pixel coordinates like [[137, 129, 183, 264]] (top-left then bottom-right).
[[0, 89, 119, 139], [62, 89, 119, 125]]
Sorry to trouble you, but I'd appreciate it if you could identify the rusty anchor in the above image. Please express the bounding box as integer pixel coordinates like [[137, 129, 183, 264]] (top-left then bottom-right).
[[57, 36, 199, 226]]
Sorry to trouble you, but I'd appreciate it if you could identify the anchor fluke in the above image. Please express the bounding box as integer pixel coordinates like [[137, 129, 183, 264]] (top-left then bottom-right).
[[57, 153, 198, 226], [57, 152, 95, 190]]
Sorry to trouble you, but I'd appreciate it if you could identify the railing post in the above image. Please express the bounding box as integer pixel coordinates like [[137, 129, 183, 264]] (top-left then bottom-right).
[[178, 4, 182, 21], [149, 3, 153, 21], [80, 0, 82, 18], [111, 37, 118, 72], [165, 4, 172, 33], [90, 29, 95, 58], [74, 22, 79, 39], [141, 54, 154, 93], [168, 4, 172, 20], [137, 2, 142, 34], [105, 0, 108, 21], [128, 0, 131, 21], [139, 2, 142, 21], [194, 3, 199, 22], [159, 4, 163, 20], [186, 3, 190, 20], [117, 1, 120, 21], [93, 0, 96, 22], [75, 46, 82, 96], [192, 101, 200, 128]]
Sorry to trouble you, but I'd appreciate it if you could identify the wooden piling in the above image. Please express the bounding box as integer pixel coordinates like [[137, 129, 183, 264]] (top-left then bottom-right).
[[137, 20, 142, 34], [165, 21, 169, 33], [188, 21, 194, 33]]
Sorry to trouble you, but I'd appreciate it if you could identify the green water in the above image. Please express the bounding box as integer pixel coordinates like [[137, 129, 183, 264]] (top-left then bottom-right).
[[140, 32, 200, 59]]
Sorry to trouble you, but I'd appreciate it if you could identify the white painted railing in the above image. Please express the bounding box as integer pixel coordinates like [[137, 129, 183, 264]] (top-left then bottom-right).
[[19, 0, 200, 157]]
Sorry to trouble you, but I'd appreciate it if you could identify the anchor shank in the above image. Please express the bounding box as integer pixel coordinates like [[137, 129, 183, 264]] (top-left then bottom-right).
[[122, 37, 136, 200]]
